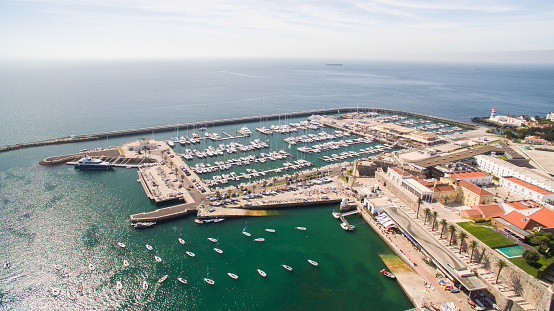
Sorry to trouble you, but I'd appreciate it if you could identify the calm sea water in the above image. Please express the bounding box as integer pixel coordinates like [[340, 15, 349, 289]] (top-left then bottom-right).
[[1, 60, 554, 310]]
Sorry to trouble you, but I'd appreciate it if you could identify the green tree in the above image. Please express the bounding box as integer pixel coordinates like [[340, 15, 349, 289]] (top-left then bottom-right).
[[522, 250, 540, 265], [273, 177, 278, 189], [431, 211, 439, 230], [262, 180, 268, 189], [440, 219, 448, 239], [215, 190, 221, 200], [458, 231, 468, 253], [252, 185, 256, 193], [448, 224, 457, 246], [424, 208, 431, 225], [416, 197, 423, 219], [469, 240, 478, 263], [495, 260, 507, 284], [227, 189, 232, 198]]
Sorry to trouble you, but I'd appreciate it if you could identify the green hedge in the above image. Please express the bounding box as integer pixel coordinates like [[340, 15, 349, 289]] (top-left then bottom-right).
[[537, 256, 554, 279]]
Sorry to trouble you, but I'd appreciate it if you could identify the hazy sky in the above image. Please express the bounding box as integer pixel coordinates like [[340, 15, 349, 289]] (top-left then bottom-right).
[[1, 0, 554, 61]]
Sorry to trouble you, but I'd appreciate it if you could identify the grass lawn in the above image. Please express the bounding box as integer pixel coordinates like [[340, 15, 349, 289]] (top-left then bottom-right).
[[458, 222, 514, 248], [509, 256, 547, 277]]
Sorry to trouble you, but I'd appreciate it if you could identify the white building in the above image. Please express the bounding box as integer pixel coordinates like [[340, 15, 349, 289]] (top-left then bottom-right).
[[386, 167, 434, 202], [488, 107, 525, 126], [500, 177, 554, 204], [474, 155, 554, 193], [547, 112, 554, 122], [449, 171, 492, 186]]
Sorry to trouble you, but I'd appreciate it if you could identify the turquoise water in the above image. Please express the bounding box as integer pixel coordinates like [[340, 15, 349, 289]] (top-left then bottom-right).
[[0, 143, 412, 310], [496, 245, 526, 258]]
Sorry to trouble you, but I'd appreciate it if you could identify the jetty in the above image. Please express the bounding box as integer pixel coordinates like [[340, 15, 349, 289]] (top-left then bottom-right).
[[8, 107, 476, 154]]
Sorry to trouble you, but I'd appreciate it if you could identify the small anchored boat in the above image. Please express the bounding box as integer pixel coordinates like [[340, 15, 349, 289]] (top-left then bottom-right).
[[308, 259, 318, 266], [178, 238, 185, 244], [295, 226, 307, 231], [186, 251, 196, 257], [207, 238, 218, 243], [146, 244, 153, 251], [118, 242, 126, 248], [204, 278, 215, 285], [142, 280, 148, 290], [155, 256, 162, 262], [257, 269, 267, 277], [158, 275, 168, 283], [380, 269, 396, 279], [123, 260, 129, 267], [253, 238, 265, 242], [227, 272, 238, 279], [177, 277, 187, 284], [282, 264, 293, 271], [242, 231, 251, 236], [214, 248, 223, 254], [265, 228, 275, 233]]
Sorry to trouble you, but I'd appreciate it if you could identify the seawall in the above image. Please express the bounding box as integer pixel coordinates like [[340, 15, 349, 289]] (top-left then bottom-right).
[[1, 107, 477, 153]]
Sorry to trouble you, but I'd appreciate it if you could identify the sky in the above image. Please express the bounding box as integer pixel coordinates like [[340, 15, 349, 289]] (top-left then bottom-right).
[[1, 0, 554, 62]]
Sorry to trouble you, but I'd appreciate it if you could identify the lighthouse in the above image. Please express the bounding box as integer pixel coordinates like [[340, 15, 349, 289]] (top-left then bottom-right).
[[490, 107, 496, 120]]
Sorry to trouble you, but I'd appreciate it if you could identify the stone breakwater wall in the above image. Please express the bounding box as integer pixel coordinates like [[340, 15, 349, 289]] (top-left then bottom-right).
[[1, 107, 477, 153], [375, 169, 554, 311]]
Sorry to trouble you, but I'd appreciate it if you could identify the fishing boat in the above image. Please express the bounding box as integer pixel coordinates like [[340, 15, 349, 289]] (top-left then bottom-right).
[[282, 264, 293, 271], [308, 259, 318, 266], [178, 238, 185, 244], [214, 248, 223, 254], [142, 280, 148, 290], [380, 269, 396, 279], [118, 242, 126, 248], [257, 269, 267, 277], [133, 222, 155, 229], [253, 238, 265, 242], [227, 272, 238, 279], [177, 277, 187, 284], [146, 244, 153, 250], [155, 256, 162, 262], [207, 237, 218, 243], [158, 275, 168, 283], [204, 278, 215, 285], [123, 260, 129, 267], [265, 228, 276, 233], [88, 264, 95, 271], [67, 291, 76, 300], [116, 281, 123, 290]]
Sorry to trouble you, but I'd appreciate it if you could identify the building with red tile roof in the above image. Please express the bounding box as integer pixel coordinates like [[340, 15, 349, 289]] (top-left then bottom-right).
[[450, 171, 492, 186], [457, 179, 494, 207], [500, 177, 554, 204], [460, 204, 504, 220]]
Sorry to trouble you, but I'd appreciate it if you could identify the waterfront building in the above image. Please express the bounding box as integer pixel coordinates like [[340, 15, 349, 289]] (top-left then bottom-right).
[[127, 138, 158, 151], [488, 107, 525, 126], [474, 155, 553, 192], [499, 177, 554, 204]]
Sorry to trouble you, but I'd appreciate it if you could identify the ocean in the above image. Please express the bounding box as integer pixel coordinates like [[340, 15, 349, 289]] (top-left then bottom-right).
[[0, 59, 553, 310]]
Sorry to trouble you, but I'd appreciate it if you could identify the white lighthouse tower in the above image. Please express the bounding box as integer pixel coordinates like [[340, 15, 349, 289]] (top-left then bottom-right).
[[490, 107, 497, 120]]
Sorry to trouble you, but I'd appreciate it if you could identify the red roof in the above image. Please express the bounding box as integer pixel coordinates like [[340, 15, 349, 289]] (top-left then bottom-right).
[[529, 208, 554, 228], [461, 209, 484, 219], [504, 200, 544, 210], [451, 171, 490, 179], [504, 177, 553, 195], [458, 179, 492, 197], [502, 211, 540, 230], [474, 204, 504, 218]]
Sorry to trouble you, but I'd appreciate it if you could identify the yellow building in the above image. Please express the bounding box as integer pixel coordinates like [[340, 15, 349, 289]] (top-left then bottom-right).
[[457, 179, 493, 207]]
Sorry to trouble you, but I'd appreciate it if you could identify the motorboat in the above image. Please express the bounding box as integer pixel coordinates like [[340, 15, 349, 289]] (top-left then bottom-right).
[[213, 218, 225, 223], [332, 211, 341, 219], [158, 275, 168, 283], [155, 256, 162, 262], [123, 260, 129, 267], [227, 272, 238, 279], [242, 231, 251, 237], [295, 226, 307, 231], [118, 242, 126, 248], [214, 248, 223, 254], [146, 244, 153, 250], [116, 281, 123, 290], [133, 222, 155, 229], [253, 238, 265, 242], [380, 269, 396, 279], [341, 223, 355, 230], [308, 259, 318, 266], [178, 238, 185, 244], [204, 278, 215, 285], [177, 277, 187, 284], [207, 238, 218, 243], [142, 280, 148, 290], [74, 155, 114, 170], [265, 228, 276, 233], [186, 251, 196, 257], [282, 264, 293, 271], [257, 269, 267, 277]]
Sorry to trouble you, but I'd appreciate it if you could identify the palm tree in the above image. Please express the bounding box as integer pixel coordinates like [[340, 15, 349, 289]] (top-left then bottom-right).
[[294, 172, 299, 184], [252, 185, 256, 193], [262, 180, 268, 189], [174, 168, 178, 175], [273, 177, 278, 189], [458, 231, 468, 253], [440, 219, 448, 239], [431, 211, 439, 230], [227, 189, 232, 197], [495, 260, 507, 284], [448, 225, 457, 246], [416, 197, 423, 219], [423, 208, 431, 225], [469, 240, 478, 263]]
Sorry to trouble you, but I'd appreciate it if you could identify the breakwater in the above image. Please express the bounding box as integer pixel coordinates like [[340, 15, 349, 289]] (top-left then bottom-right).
[[1, 107, 478, 153]]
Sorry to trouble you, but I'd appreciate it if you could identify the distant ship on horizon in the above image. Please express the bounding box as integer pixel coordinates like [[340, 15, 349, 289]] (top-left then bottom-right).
[[326, 63, 343, 66]]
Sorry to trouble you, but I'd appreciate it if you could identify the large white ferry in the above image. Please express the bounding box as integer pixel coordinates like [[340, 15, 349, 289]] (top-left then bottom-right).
[[74, 155, 114, 170]]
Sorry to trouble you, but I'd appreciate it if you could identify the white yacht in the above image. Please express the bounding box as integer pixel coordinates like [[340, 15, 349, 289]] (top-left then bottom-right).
[[74, 155, 114, 170]]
